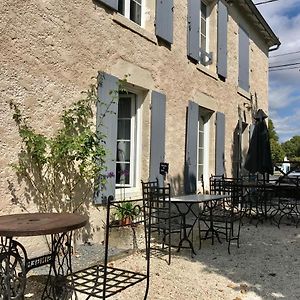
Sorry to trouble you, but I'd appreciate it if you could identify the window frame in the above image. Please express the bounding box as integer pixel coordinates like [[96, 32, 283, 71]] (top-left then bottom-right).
[[116, 93, 136, 188], [199, 0, 212, 66], [118, 0, 144, 27], [197, 108, 212, 190], [115, 88, 142, 199]]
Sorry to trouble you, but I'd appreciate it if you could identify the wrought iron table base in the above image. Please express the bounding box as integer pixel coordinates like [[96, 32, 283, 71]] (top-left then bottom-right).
[[0, 232, 73, 300]]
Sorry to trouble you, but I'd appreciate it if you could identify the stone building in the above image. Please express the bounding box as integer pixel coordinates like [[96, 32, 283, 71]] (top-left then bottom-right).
[[0, 0, 279, 244]]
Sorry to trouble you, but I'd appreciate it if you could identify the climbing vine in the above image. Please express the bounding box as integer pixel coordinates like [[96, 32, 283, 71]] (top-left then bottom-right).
[[10, 72, 126, 213]]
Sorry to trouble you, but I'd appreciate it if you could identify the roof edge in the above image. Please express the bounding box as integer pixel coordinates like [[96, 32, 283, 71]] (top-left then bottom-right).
[[227, 0, 281, 50]]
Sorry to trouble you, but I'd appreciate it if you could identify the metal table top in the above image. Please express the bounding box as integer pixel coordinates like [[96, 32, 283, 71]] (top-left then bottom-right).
[[171, 194, 228, 203], [0, 213, 88, 237]]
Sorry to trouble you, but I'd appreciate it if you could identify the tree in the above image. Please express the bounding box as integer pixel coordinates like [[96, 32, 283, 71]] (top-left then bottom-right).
[[270, 139, 285, 162], [282, 136, 300, 159], [268, 118, 285, 162], [268, 119, 279, 141]]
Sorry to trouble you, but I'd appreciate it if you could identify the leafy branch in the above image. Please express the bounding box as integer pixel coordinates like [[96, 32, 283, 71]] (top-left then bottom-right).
[[10, 73, 126, 213]]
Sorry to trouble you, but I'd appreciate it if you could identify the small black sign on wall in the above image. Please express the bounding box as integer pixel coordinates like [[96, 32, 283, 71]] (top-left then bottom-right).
[[160, 162, 169, 176]]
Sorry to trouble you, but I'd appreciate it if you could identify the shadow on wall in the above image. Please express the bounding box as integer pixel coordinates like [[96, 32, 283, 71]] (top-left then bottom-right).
[[169, 173, 184, 196], [6, 81, 109, 243]]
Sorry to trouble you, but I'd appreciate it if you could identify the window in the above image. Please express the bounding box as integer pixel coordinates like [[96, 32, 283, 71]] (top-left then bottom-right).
[[197, 108, 211, 185], [199, 1, 211, 65], [198, 116, 205, 180], [116, 93, 137, 187], [118, 0, 142, 26]]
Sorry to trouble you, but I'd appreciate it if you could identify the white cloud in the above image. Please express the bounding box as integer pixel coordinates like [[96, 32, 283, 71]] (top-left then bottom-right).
[[270, 106, 300, 142], [253, 0, 300, 142], [269, 84, 300, 109]]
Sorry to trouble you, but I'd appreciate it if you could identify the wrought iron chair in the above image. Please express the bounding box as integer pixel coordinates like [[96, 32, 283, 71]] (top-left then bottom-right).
[[199, 176, 243, 254], [141, 180, 182, 265], [67, 196, 151, 299], [270, 180, 300, 228]]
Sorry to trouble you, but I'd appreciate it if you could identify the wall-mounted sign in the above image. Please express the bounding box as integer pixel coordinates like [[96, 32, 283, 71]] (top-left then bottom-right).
[[160, 162, 169, 176]]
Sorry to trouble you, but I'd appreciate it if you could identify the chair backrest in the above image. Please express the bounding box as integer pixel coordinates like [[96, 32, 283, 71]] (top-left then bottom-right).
[[210, 175, 224, 195], [141, 180, 172, 225]]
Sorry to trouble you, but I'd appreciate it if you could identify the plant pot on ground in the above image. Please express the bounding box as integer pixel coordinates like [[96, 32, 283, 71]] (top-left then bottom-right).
[[114, 201, 141, 226]]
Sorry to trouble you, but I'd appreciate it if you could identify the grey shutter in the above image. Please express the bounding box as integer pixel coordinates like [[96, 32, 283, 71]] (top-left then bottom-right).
[[95, 72, 119, 204], [155, 0, 174, 44], [217, 0, 228, 78], [238, 26, 250, 92], [98, 0, 118, 10], [215, 112, 225, 176], [150, 91, 166, 187], [187, 0, 200, 61], [185, 101, 198, 194]]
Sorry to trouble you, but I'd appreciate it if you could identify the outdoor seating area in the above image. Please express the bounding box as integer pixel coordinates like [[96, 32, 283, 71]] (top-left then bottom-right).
[[2, 173, 300, 299], [22, 215, 300, 299]]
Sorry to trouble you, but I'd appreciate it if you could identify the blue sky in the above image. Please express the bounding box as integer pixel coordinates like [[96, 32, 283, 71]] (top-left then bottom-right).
[[253, 0, 300, 142]]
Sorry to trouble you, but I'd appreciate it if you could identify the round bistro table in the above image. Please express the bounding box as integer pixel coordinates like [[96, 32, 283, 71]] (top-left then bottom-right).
[[0, 213, 88, 300]]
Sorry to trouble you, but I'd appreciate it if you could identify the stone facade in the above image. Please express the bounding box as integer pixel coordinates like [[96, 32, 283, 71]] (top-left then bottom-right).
[[0, 0, 277, 248]]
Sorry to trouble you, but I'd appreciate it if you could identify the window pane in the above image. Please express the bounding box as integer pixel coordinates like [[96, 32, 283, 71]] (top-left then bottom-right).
[[117, 120, 131, 140], [201, 2, 207, 19], [116, 163, 130, 184], [117, 141, 131, 162], [201, 18, 206, 36], [130, 0, 141, 25], [198, 149, 204, 163], [198, 132, 204, 148], [199, 117, 204, 130], [118, 97, 131, 118], [198, 164, 204, 178], [201, 35, 206, 51]]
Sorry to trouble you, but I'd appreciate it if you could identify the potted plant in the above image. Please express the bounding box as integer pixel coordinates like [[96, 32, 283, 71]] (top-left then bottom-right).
[[114, 201, 141, 226]]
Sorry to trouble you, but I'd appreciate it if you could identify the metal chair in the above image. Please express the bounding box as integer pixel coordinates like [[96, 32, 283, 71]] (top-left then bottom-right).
[[141, 180, 182, 265], [67, 196, 151, 299], [199, 176, 243, 254]]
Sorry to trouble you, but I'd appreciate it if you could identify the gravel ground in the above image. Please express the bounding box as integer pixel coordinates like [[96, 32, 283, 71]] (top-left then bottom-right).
[[24, 222, 300, 300]]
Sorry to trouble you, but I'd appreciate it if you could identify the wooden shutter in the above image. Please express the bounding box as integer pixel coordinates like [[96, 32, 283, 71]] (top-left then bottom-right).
[[215, 112, 225, 176], [238, 26, 250, 92], [95, 72, 119, 204], [155, 0, 174, 44], [150, 91, 166, 187], [98, 0, 118, 10], [217, 0, 228, 78], [187, 0, 200, 61], [185, 101, 198, 194]]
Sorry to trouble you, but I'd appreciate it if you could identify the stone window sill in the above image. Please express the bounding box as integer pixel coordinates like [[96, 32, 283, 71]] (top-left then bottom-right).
[[237, 87, 251, 100], [196, 64, 219, 81], [113, 13, 157, 45]]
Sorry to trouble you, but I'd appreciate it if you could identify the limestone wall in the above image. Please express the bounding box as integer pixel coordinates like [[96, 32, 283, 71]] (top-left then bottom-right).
[[0, 0, 270, 249]]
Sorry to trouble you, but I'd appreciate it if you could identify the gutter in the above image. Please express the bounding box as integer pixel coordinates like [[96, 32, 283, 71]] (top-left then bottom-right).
[[229, 0, 281, 51]]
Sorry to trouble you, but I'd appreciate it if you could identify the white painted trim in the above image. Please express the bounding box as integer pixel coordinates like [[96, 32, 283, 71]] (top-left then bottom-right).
[[199, 1, 210, 61], [122, 0, 144, 27], [124, 0, 130, 19], [115, 86, 143, 200], [203, 118, 210, 190]]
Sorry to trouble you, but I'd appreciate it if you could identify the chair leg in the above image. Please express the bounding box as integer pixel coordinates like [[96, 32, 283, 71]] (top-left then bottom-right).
[[198, 219, 202, 250], [168, 227, 171, 265]]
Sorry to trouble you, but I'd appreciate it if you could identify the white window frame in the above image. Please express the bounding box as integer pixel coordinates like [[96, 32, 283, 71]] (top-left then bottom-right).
[[197, 109, 211, 191], [115, 88, 142, 200], [199, 0, 212, 66], [116, 94, 136, 188], [119, 0, 144, 27]]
